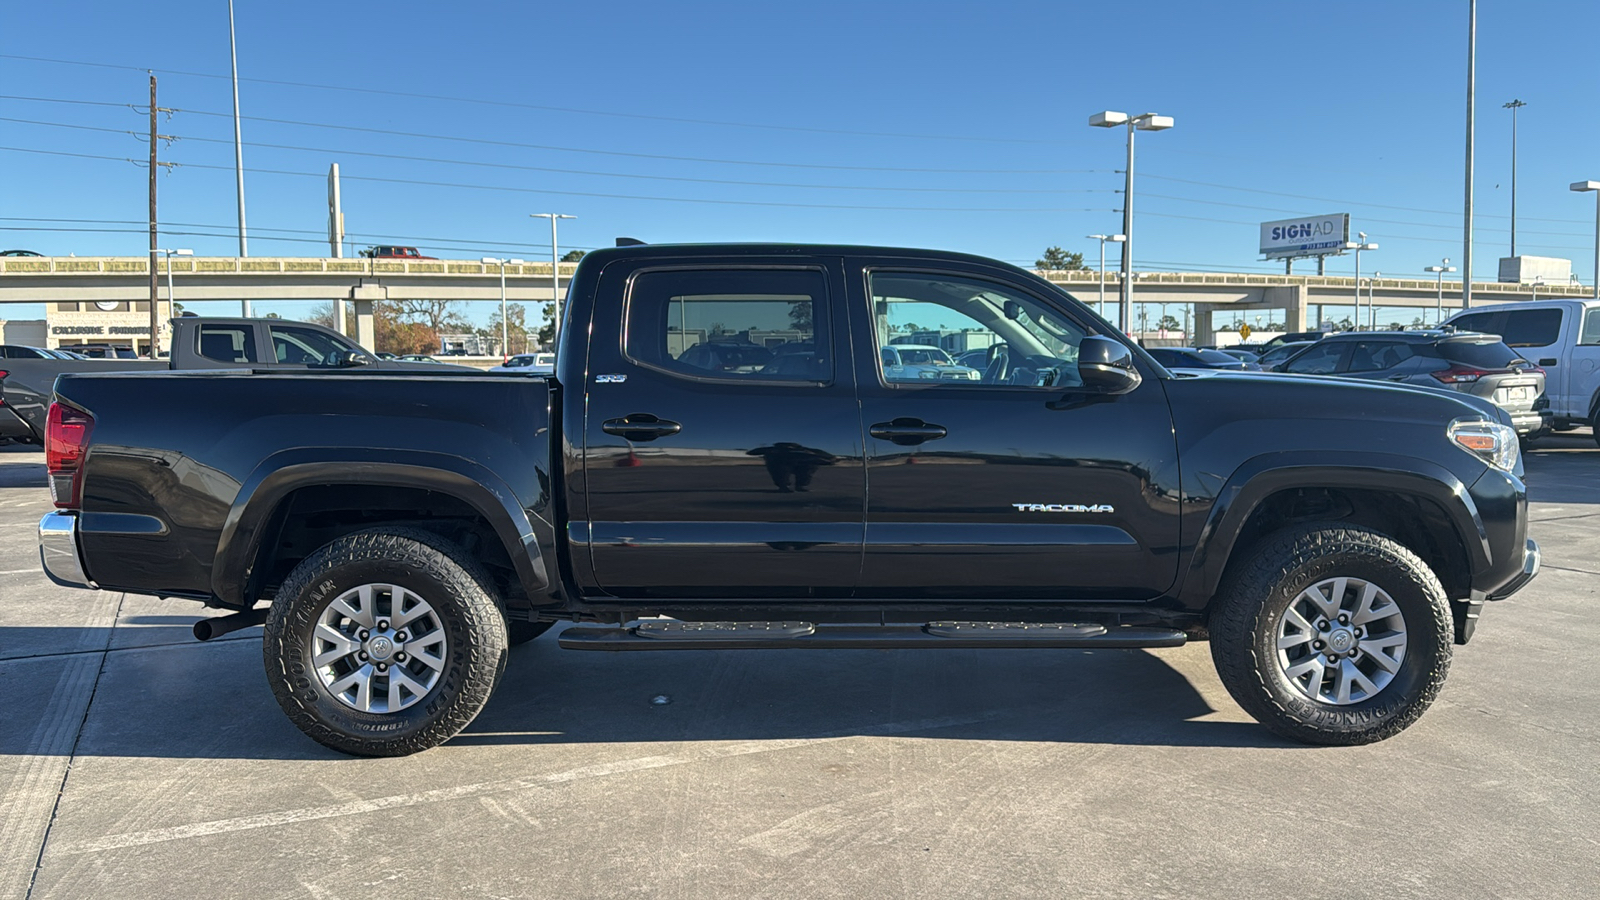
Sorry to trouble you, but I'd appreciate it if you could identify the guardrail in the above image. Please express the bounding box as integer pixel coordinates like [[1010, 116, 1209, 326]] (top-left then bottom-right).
[[0, 257, 577, 278]]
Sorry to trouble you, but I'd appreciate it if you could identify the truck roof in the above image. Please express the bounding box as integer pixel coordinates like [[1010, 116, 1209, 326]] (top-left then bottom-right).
[[577, 242, 1032, 270]]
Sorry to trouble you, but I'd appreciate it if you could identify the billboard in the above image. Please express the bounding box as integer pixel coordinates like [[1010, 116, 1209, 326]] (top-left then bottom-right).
[[1259, 213, 1349, 259]]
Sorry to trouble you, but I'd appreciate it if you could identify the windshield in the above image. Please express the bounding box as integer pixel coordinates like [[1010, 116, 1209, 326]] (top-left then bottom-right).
[[895, 347, 954, 365]]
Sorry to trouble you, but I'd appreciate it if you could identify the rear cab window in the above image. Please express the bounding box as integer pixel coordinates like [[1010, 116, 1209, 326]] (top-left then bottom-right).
[[197, 325, 258, 363], [624, 268, 830, 383]]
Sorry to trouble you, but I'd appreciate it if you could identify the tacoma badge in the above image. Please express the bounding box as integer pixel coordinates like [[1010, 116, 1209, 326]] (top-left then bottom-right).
[[1012, 503, 1115, 513]]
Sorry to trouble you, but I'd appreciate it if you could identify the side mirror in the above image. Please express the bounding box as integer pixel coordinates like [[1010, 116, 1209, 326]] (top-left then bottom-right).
[[327, 349, 371, 368], [1077, 335, 1142, 394]]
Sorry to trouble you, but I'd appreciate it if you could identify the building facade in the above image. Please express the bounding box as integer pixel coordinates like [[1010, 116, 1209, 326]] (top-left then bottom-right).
[[45, 299, 172, 355]]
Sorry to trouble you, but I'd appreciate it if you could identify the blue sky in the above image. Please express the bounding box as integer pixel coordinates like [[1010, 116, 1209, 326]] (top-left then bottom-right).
[[3, 0, 1598, 326]]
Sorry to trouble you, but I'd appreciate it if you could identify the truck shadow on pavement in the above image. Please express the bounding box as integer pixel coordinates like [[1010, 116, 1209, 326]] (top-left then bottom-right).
[[0, 626, 1301, 760]]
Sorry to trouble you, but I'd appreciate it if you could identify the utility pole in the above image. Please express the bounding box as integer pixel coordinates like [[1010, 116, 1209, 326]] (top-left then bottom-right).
[[148, 74, 159, 359], [1504, 99, 1526, 258], [147, 74, 176, 358]]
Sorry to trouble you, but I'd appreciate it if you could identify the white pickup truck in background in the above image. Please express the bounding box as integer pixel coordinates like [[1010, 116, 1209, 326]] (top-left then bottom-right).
[[1446, 298, 1600, 445]]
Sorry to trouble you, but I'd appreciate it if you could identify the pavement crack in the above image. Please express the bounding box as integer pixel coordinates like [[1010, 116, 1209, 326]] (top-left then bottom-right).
[[22, 591, 125, 900], [1540, 564, 1600, 577], [2, 632, 259, 664]]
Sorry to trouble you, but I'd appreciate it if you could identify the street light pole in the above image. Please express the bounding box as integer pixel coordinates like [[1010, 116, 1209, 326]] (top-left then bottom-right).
[[482, 257, 526, 358], [531, 214, 575, 347], [1090, 111, 1174, 334], [1463, 0, 1477, 309], [1425, 259, 1456, 324], [1573, 181, 1600, 300], [1086, 233, 1125, 320], [1347, 233, 1378, 330], [1504, 99, 1526, 258], [155, 248, 192, 357], [228, 0, 249, 279]]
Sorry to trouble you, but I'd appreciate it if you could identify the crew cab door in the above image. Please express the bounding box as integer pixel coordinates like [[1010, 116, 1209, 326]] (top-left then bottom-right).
[[846, 260, 1180, 600], [579, 258, 865, 599]]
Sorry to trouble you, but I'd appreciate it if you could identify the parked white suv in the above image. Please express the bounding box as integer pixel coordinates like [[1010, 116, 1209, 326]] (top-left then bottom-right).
[[1444, 299, 1600, 444]]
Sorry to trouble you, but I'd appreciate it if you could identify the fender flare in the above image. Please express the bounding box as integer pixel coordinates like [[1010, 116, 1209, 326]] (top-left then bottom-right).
[[210, 447, 549, 607], [1177, 450, 1489, 607]]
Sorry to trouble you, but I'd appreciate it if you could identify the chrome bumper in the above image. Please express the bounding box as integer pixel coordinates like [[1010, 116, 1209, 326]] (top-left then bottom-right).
[[38, 511, 97, 590]]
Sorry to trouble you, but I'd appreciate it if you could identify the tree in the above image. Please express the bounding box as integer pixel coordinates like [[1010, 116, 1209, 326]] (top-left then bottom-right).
[[487, 302, 532, 355], [561, 249, 586, 262], [1157, 314, 1182, 332], [1035, 246, 1088, 271], [788, 300, 813, 333], [389, 298, 467, 336]]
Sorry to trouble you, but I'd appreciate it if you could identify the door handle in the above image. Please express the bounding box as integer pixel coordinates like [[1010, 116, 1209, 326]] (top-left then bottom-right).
[[601, 413, 682, 441], [869, 417, 948, 446], [1387, 374, 1408, 381]]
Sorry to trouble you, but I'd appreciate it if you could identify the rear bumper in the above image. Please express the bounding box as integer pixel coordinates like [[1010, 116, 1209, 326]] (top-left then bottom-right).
[[1507, 409, 1549, 435], [38, 511, 97, 590]]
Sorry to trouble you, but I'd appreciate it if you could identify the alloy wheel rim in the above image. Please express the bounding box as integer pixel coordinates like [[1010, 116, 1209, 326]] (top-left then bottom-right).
[[1275, 576, 1408, 705], [313, 583, 447, 714]]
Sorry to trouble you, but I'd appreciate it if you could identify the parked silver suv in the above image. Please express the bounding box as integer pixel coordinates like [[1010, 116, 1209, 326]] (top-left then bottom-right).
[[1273, 329, 1547, 434]]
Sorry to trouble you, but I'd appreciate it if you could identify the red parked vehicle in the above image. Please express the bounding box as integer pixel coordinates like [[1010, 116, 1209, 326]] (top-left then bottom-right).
[[366, 246, 437, 260]]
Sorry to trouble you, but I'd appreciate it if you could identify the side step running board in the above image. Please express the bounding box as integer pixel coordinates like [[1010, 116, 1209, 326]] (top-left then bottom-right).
[[558, 620, 1187, 651]]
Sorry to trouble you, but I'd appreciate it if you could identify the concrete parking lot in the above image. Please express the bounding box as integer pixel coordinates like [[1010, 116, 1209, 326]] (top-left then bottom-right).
[[2, 436, 1596, 900]]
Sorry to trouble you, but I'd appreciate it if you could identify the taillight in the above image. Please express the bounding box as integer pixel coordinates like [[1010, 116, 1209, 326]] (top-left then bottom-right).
[[1431, 367, 1495, 384], [45, 402, 94, 508]]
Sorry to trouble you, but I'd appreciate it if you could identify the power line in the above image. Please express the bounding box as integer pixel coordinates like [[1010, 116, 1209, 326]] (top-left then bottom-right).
[[1140, 172, 1589, 225], [0, 145, 1115, 214], [0, 115, 1111, 196], [0, 53, 1068, 145], [0, 93, 1091, 176]]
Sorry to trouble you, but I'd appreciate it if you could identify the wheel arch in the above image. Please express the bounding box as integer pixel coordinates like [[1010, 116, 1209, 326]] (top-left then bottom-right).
[[212, 448, 551, 609], [1179, 452, 1489, 609]]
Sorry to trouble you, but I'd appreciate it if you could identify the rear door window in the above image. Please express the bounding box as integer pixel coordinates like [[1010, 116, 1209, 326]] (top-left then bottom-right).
[[625, 268, 830, 383], [196, 325, 258, 363], [1498, 309, 1563, 347], [1346, 341, 1414, 373]]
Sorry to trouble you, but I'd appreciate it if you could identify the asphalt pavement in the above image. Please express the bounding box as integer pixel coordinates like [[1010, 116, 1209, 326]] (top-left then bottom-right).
[[1, 435, 1596, 899]]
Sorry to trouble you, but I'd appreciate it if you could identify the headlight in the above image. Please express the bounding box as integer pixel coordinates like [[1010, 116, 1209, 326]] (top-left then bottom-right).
[[1448, 418, 1519, 471]]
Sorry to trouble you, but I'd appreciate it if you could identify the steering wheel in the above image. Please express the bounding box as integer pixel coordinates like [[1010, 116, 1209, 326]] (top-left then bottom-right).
[[983, 344, 1011, 384]]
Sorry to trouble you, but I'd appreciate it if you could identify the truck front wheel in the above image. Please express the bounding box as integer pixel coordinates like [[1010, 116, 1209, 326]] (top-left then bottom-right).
[[1210, 523, 1453, 745], [263, 527, 509, 756]]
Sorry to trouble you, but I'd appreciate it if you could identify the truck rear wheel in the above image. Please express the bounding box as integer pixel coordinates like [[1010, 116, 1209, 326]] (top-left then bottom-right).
[[1210, 523, 1452, 745], [263, 527, 509, 756]]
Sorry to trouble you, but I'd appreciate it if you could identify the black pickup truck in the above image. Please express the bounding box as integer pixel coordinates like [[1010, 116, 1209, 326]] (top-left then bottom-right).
[[0, 316, 454, 444], [36, 244, 1539, 755]]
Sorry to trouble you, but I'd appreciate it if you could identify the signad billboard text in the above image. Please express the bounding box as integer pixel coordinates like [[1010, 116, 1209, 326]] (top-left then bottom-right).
[[1259, 213, 1350, 259]]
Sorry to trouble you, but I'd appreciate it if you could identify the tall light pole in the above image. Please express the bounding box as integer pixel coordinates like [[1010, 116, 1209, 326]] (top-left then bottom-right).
[[155, 248, 192, 357], [482, 257, 526, 358], [1089, 111, 1174, 334], [1425, 259, 1456, 323], [1347, 233, 1378, 330], [1530, 276, 1545, 303], [1086, 233, 1125, 319], [1504, 99, 1526, 258], [228, 0, 248, 264], [1463, 0, 1477, 309], [1573, 181, 1600, 300], [531, 213, 575, 347]]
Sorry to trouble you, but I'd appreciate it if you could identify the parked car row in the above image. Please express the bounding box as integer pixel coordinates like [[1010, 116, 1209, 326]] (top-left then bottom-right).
[[1168, 300, 1600, 444]]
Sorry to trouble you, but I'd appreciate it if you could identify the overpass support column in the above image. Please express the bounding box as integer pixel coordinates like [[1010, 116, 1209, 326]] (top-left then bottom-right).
[[1264, 284, 1309, 333], [350, 284, 384, 351], [1193, 303, 1220, 347]]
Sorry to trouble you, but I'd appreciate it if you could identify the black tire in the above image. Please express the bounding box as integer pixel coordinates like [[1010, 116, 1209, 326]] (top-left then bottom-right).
[[264, 527, 509, 756], [507, 619, 554, 646], [1209, 522, 1452, 746]]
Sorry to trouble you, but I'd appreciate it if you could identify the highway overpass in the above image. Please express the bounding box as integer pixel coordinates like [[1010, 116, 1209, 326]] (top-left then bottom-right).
[[1, 256, 1589, 349]]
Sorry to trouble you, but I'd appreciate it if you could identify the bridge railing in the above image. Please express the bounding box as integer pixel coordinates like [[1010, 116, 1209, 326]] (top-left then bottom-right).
[[0, 257, 576, 278]]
